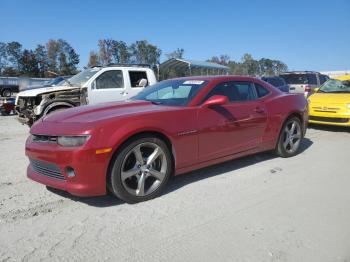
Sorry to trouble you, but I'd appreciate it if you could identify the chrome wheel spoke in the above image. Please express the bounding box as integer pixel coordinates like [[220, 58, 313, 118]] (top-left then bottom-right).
[[136, 173, 146, 196], [290, 122, 296, 134], [146, 147, 162, 165], [121, 166, 139, 181], [282, 120, 302, 153], [133, 145, 144, 164], [148, 168, 165, 181], [121, 142, 168, 198], [292, 133, 301, 139]]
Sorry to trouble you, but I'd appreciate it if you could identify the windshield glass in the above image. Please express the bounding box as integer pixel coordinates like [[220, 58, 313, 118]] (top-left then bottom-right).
[[280, 74, 317, 85], [131, 79, 209, 106], [46, 76, 64, 86], [66, 68, 101, 87], [318, 79, 350, 93]]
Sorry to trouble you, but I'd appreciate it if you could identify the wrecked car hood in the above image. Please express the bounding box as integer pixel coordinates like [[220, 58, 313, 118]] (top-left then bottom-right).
[[17, 85, 80, 97]]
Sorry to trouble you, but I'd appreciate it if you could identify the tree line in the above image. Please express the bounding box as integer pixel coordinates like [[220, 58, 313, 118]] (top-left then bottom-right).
[[0, 40, 80, 77], [0, 38, 288, 78], [208, 53, 288, 76]]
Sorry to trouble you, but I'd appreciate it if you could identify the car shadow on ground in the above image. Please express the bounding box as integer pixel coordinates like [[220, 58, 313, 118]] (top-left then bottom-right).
[[47, 138, 313, 207], [308, 124, 350, 133]]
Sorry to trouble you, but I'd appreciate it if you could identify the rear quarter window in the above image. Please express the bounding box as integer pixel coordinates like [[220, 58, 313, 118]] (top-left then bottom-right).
[[255, 83, 270, 98]]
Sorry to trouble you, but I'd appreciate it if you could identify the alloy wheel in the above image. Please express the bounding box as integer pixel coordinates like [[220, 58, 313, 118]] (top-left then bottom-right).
[[120, 142, 168, 197], [282, 120, 302, 154]]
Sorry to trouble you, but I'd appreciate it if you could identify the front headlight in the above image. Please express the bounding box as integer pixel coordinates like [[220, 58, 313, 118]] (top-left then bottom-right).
[[347, 103, 350, 109], [57, 135, 90, 147]]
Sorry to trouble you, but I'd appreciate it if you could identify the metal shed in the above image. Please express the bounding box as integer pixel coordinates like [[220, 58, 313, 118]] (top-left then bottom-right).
[[159, 58, 229, 79]]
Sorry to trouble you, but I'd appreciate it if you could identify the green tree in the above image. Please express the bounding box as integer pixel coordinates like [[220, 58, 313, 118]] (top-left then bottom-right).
[[130, 40, 161, 65], [98, 39, 114, 65], [166, 48, 185, 59], [46, 39, 60, 73], [20, 49, 39, 76], [0, 42, 7, 75], [6, 41, 22, 73], [241, 53, 260, 76], [111, 40, 131, 63], [46, 39, 79, 75], [88, 51, 99, 67], [34, 44, 49, 77]]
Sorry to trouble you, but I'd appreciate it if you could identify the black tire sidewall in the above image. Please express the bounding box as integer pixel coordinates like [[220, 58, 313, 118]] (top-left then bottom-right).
[[2, 89, 11, 97], [109, 136, 173, 204]]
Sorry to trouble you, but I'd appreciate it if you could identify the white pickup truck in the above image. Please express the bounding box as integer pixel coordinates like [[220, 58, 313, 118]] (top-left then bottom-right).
[[15, 64, 157, 126]]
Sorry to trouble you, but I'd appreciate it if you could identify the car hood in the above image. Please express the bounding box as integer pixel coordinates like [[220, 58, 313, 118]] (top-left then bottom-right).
[[309, 93, 350, 104], [17, 85, 79, 97], [42, 100, 176, 124]]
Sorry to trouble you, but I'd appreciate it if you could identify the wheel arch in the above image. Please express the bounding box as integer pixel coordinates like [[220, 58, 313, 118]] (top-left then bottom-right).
[[42, 100, 75, 115]]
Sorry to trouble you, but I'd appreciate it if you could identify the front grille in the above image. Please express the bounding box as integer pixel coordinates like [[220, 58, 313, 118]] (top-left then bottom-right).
[[32, 134, 58, 143], [309, 116, 349, 123], [312, 106, 340, 113], [30, 159, 65, 180]]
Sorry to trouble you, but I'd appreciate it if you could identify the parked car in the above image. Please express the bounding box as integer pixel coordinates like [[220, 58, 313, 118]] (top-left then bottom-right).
[[0, 83, 19, 97], [279, 71, 329, 96], [308, 77, 350, 126], [261, 76, 289, 92], [0, 98, 16, 115], [16, 64, 157, 126], [25, 76, 308, 203], [21, 76, 73, 91]]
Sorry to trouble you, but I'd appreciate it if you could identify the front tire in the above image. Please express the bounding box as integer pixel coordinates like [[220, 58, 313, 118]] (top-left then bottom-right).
[[109, 136, 173, 203], [1, 89, 11, 97], [275, 117, 303, 158]]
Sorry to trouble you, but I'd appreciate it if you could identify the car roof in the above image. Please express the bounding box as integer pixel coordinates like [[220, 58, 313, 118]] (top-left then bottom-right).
[[280, 71, 320, 75], [170, 75, 263, 82]]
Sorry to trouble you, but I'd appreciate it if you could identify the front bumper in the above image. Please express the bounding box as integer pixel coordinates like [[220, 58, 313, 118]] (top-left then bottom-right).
[[25, 138, 111, 197], [308, 113, 350, 127]]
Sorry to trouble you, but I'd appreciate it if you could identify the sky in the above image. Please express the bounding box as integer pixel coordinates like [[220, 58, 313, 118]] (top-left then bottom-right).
[[1, 0, 349, 71]]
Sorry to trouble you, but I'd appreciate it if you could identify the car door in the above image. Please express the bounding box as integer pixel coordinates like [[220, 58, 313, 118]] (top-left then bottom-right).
[[126, 70, 149, 98], [197, 81, 267, 162], [88, 69, 127, 104]]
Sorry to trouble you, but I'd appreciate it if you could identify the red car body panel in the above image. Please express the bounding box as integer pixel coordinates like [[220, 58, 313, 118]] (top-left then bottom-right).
[[26, 76, 308, 196]]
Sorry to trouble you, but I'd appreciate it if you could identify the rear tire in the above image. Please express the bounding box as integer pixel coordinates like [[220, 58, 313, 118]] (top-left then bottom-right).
[[275, 117, 303, 158], [1, 89, 11, 97], [109, 135, 173, 204]]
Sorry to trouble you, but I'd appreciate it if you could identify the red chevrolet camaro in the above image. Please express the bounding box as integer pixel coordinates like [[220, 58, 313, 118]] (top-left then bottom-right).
[[26, 76, 308, 203]]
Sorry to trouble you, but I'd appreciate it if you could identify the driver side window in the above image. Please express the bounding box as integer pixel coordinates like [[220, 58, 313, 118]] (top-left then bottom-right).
[[95, 70, 124, 89], [203, 81, 256, 102]]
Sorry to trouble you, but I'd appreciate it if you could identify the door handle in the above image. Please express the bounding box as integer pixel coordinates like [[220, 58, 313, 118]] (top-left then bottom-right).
[[254, 107, 265, 113]]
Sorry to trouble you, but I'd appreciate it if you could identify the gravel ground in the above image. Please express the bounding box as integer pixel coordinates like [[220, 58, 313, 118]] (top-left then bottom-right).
[[0, 115, 349, 262]]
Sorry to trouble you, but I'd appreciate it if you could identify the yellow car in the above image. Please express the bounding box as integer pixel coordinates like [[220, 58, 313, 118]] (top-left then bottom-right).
[[308, 75, 350, 126]]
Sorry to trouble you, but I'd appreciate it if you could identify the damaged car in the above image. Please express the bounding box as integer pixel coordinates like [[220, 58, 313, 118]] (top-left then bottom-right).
[[15, 64, 157, 126]]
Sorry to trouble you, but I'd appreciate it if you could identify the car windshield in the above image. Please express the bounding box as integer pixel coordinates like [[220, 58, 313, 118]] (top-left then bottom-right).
[[280, 74, 317, 85], [47, 77, 64, 86], [65, 68, 101, 87], [131, 79, 209, 106], [318, 79, 350, 93]]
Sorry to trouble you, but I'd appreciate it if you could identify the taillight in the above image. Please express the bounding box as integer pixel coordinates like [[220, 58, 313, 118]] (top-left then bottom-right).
[[304, 85, 312, 92]]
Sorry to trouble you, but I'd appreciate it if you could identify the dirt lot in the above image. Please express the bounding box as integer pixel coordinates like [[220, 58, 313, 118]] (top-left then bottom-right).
[[0, 115, 349, 262]]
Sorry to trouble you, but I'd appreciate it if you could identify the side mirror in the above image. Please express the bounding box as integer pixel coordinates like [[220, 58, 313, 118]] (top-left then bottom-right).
[[314, 87, 320, 92], [201, 95, 229, 108], [138, 78, 148, 87]]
